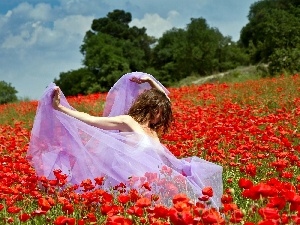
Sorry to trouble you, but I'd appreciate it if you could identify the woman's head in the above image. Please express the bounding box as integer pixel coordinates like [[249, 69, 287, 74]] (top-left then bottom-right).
[[128, 89, 173, 134]]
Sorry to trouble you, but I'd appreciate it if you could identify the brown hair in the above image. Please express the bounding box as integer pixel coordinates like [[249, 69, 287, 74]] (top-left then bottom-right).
[[128, 89, 173, 134]]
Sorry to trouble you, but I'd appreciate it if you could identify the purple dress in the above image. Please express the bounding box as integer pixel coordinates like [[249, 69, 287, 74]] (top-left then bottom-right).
[[27, 72, 223, 208]]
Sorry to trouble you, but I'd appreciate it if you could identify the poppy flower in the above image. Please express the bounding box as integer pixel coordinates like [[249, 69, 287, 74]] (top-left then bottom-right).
[[238, 178, 253, 189], [106, 215, 132, 225], [54, 216, 76, 225], [62, 203, 74, 214], [38, 197, 51, 211], [258, 207, 280, 220], [118, 194, 131, 204], [94, 176, 105, 186], [201, 208, 225, 224], [19, 213, 31, 222], [7, 206, 21, 214], [136, 197, 151, 208], [141, 182, 151, 191], [202, 186, 213, 197]]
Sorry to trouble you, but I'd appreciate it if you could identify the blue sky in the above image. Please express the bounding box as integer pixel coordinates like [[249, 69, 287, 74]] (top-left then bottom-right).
[[0, 0, 257, 99]]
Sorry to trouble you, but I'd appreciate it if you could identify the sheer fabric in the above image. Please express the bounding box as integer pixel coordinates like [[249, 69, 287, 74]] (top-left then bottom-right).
[[27, 72, 223, 208]]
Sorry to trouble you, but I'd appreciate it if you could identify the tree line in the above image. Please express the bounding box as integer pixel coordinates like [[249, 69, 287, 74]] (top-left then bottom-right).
[[2, 0, 300, 103], [55, 0, 300, 96], [55, 9, 250, 96]]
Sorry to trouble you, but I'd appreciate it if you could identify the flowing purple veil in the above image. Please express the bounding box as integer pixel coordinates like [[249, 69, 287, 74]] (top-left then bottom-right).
[[27, 72, 223, 208], [103, 72, 169, 117]]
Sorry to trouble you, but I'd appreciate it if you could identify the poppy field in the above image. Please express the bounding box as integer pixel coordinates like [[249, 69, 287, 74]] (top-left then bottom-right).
[[0, 75, 300, 224]]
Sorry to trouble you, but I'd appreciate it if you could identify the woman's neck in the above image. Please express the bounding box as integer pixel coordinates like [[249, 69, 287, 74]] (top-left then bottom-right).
[[140, 122, 158, 139]]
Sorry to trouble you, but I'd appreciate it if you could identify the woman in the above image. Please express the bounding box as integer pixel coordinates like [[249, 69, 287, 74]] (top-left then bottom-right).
[[27, 72, 223, 208], [52, 75, 172, 142]]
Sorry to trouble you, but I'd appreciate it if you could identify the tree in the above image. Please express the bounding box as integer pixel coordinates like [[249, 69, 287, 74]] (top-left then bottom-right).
[[152, 17, 248, 82], [151, 28, 188, 84], [0, 81, 18, 104], [240, 0, 300, 74], [186, 18, 224, 75], [54, 68, 99, 96], [80, 9, 156, 90], [55, 9, 251, 96]]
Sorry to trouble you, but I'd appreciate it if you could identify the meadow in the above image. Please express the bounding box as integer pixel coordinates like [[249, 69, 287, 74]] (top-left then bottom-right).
[[0, 74, 300, 224]]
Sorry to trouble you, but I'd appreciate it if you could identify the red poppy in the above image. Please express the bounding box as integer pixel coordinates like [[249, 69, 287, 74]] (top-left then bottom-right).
[[245, 163, 257, 177], [38, 197, 51, 211], [221, 194, 233, 204], [266, 197, 286, 210], [118, 194, 131, 204], [86, 213, 97, 222], [172, 194, 190, 204], [152, 205, 170, 218], [54, 216, 76, 225], [201, 208, 225, 224], [229, 209, 244, 223], [7, 206, 21, 214], [62, 203, 74, 214], [258, 207, 280, 220], [202, 186, 213, 197], [141, 182, 152, 191], [198, 195, 210, 201], [19, 213, 31, 222], [80, 179, 95, 191], [127, 205, 144, 217], [94, 176, 105, 186], [238, 178, 253, 189], [106, 215, 132, 225], [136, 197, 151, 208]]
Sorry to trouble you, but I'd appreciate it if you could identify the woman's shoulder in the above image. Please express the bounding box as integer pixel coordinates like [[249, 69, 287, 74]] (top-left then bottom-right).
[[118, 115, 136, 124], [116, 115, 142, 132]]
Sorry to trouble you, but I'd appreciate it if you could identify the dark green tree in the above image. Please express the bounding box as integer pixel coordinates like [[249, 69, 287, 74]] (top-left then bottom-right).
[[54, 68, 99, 96], [152, 18, 249, 82], [186, 18, 224, 75], [80, 9, 156, 90], [151, 28, 188, 84], [240, 0, 300, 74], [0, 81, 18, 104]]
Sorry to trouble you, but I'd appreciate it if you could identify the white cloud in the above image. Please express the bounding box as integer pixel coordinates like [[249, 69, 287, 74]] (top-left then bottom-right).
[[5, 10, 12, 17], [1, 35, 25, 49], [1, 12, 93, 49], [29, 3, 52, 21], [11, 2, 52, 21], [130, 11, 180, 38], [0, 10, 11, 30], [53, 15, 93, 35]]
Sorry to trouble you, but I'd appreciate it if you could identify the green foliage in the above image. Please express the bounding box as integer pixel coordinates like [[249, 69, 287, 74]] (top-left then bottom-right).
[[79, 9, 155, 93], [152, 19, 249, 84], [0, 80, 18, 104], [240, 0, 300, 74], [151, 28, 188, 83], [268, 47, 300, 75], [54, 68, 100, 96], [56, 9, 250, 96]]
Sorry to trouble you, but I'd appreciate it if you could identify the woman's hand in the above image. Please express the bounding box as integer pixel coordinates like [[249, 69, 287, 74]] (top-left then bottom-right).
[[52, 87, 61, 110], [129, 75, 151, 84], [130, 75, 170, 101]]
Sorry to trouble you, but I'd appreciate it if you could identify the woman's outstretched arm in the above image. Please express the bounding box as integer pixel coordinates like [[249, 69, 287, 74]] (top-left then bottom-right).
[[52, 87, 134, 131]]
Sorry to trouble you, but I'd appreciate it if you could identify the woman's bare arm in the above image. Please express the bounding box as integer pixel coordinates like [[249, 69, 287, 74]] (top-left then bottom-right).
[[52, 87, 134, 131]]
